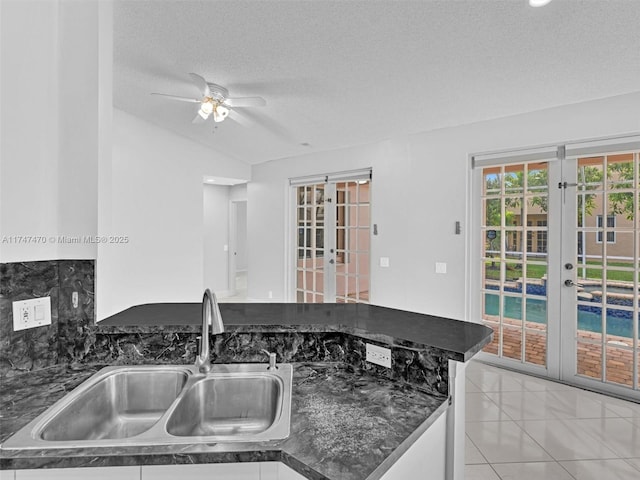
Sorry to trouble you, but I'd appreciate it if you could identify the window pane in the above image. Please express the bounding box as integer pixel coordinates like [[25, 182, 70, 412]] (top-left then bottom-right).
[[484, 293, 500, 319], [525, 329, 546, 366], [607, 153, 635, 190], [527, 163, 548, 194], [483, 261, 501, 285], [503, 326, 522, 360], [484, 169, 501, 196], [578, 157, 604, 189], [484, 230, 502, 257], [484, 199, 502, 227], [606, 346, 633, 387], [504, 167, 524, 195]]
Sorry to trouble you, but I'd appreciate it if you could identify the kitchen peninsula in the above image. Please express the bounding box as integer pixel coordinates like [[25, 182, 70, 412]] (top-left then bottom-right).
[[0, 303, 492, 480]]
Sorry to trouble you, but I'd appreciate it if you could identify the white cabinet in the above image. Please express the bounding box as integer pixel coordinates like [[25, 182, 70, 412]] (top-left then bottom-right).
[[259, 462, 306, 480], [141, 462, 306, 480], [275, 463, 307, 480], [8, 462, 306, 480], [379, 411, 448, 480], [142, 463, 259, 479], [15, 466, 140, 479]]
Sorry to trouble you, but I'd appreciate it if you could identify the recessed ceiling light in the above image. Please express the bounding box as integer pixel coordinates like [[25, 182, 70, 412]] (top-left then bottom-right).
[[529, 0, 552, 7]]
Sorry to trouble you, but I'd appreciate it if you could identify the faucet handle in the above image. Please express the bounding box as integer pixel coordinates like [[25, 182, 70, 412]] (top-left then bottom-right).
[[261, 349, 277, 370]]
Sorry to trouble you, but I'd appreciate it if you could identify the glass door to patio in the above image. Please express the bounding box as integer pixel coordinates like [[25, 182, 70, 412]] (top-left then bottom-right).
[[480, 161, 552, 369], [476, 142, 639, 400], [561, 151, 639, 396], [293, 171, 371, 304]]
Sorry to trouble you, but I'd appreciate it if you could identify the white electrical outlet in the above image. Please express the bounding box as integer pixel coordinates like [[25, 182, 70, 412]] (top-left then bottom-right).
[[12, 297, 52, 331], [366, 343, 392, 368]]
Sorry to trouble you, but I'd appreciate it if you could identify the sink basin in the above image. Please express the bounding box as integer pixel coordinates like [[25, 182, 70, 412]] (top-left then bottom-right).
[[167, 375, 282, 438], [2, 363, 292, 450], [40, 367, 188, 441]]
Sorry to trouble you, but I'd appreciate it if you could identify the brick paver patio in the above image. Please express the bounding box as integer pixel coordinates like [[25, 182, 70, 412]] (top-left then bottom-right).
[[482, 318, 638, 388]]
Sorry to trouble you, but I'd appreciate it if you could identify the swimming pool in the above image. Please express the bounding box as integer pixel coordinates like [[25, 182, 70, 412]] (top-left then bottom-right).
[[484, 293, 637, 339]]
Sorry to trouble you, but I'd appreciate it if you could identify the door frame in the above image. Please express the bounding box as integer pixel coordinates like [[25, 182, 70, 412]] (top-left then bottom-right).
[[470, 135, 640, 400], [287, 169, 373, 303]]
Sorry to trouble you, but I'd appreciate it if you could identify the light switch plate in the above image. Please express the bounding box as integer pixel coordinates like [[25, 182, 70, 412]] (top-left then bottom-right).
[[12, 297, 52, 331], [379, 257, 390, 268], [435, 262, 447, 274]]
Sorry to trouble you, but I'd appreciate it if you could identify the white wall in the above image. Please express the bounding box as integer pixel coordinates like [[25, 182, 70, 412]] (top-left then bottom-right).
[[203, 184, 230, 294], [97, 109, 250, 320], [249, 92, 640, 319], [0, 0, 99, 262]]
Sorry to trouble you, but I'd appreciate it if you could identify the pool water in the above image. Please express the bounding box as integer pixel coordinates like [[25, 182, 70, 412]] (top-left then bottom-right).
[[484, 294, 637, 339]]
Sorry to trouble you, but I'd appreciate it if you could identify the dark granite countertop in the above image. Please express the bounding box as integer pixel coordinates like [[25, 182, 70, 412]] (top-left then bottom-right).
[[0, 362, 447, 480], [100, 303, 492, 362]]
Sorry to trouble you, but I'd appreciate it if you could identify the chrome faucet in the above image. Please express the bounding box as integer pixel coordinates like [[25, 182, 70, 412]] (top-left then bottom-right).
[[195, 289, 224, 373]]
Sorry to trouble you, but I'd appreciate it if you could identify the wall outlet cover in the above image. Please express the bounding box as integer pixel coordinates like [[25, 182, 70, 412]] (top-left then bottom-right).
[[12, 297, 52, 331], [366, 343, 392, 368]]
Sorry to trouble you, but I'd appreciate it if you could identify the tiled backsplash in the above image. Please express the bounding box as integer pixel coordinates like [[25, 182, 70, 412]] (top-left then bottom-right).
[[0, 260, 95, 378]]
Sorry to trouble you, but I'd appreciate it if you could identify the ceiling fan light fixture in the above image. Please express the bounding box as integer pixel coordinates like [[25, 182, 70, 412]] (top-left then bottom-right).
[[213, 104, 229, 122], [529, 0, 552, 7], [200, 99, 214, 115]]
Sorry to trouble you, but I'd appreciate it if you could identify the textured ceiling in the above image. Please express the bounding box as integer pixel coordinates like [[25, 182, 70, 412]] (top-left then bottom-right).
[[113, 0, 640, 165]]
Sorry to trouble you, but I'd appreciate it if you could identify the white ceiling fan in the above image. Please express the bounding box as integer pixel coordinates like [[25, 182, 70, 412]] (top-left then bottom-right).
[[151, 73, 266, 125]]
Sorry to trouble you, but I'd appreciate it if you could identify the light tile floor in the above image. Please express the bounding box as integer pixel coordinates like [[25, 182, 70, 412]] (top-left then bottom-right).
[[465, 361, 640, 479]]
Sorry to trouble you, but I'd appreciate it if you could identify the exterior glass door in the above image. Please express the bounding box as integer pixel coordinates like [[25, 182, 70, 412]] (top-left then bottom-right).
[[562, 151, 639, 394], [480, 162, 550, 368], [294, 178, 371, 304], [477, 147, 640, 399]]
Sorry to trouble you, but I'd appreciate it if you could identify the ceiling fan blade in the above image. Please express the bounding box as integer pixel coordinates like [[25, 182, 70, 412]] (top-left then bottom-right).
[[151, 93, 200, 103], [224, 96, 266, 108], [188, 73, 211, 97], [228, 109, 254, 127]]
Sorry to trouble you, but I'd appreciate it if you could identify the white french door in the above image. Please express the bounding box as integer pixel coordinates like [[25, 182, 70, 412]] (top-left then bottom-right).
[[560, 150, 639, 397], [474, 138, 640, 400], [291, 170, 371, 304]]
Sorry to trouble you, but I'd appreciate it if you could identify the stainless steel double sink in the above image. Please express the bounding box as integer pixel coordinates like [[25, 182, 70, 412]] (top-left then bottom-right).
[[2, 363, 293, 449]]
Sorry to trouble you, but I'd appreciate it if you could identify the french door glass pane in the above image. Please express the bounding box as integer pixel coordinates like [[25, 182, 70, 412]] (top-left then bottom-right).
[[335, 181, 370, 303], [480, 163, 548, 366], [295, 184, 325, 301], [295, 180, 370, 304], [574, 153, 639, 391]]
